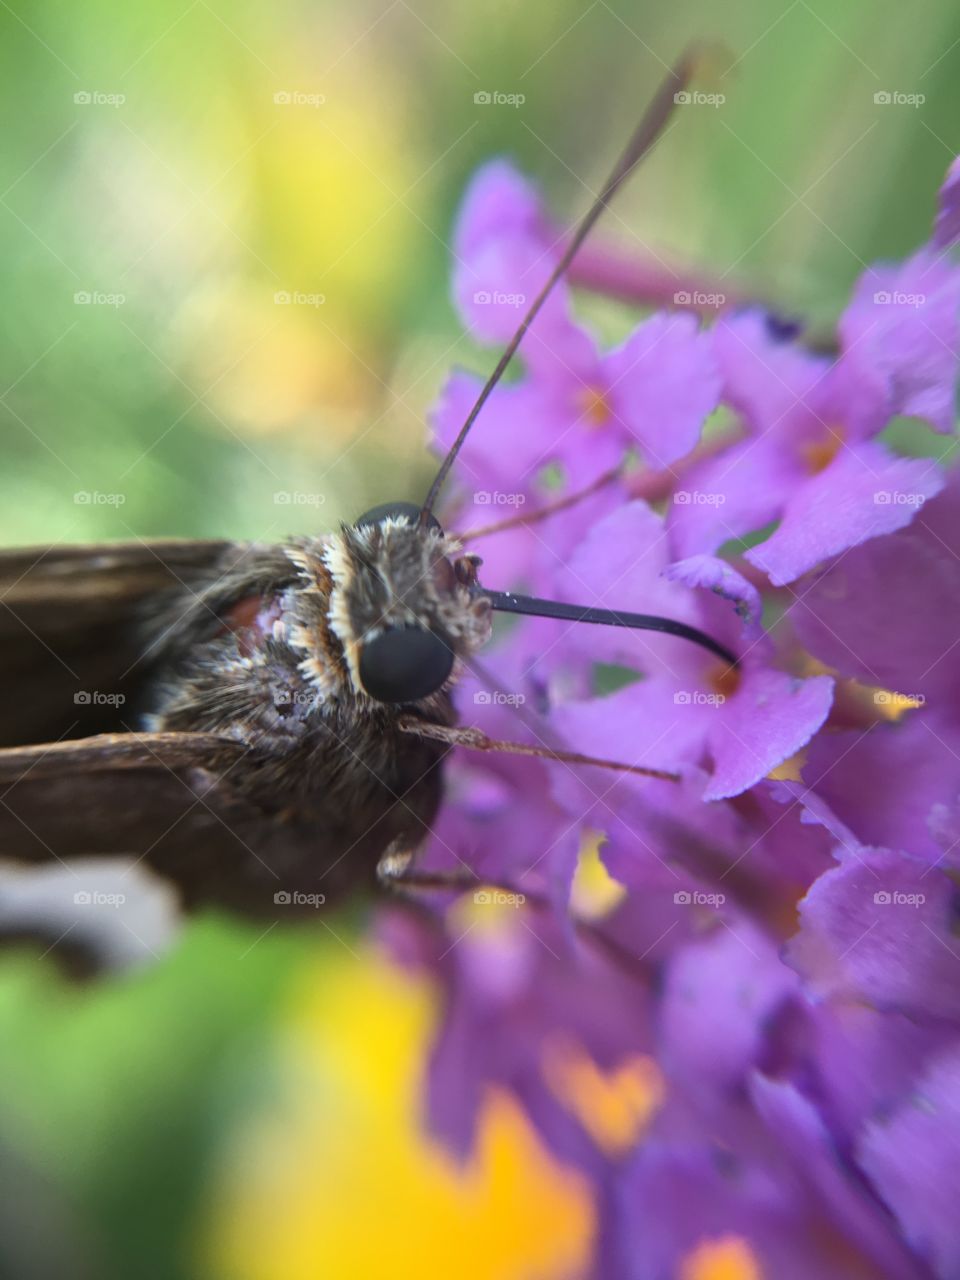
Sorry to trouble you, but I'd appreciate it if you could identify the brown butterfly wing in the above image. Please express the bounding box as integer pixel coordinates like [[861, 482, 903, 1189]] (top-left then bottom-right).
[[0, 732, 396, 916], [0, 540, 411, 919], [0, 540, 232, 746]]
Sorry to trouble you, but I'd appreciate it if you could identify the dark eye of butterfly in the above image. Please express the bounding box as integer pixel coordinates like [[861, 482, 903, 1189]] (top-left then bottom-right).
[[354, 501, 442, 533], [358, 626, 454, 703]]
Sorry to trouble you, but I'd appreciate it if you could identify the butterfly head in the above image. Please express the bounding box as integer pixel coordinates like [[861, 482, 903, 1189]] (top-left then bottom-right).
[[320, 502, 491, 705]]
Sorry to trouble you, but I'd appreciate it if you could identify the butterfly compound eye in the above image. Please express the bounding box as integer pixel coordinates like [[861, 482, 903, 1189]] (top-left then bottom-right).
[[355, 501, 442, 533], [358, 626, 454, 703]]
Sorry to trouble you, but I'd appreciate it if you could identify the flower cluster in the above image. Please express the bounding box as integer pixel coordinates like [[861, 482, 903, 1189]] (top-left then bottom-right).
[[386, 153, 960, 1278]]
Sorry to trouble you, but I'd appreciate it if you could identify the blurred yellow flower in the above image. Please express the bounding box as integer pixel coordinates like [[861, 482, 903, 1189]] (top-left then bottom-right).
[[206, 949, 594, 1280], [679, 1235, 763, 1280]]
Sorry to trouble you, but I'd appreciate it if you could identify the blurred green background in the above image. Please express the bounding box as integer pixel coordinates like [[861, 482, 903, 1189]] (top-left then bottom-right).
[[2, 1, 960, 1277]]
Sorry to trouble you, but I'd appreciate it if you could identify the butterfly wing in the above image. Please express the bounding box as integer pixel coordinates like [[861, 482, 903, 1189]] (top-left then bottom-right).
[[0, 729, 400, 917], [0, 539, 233, 745]]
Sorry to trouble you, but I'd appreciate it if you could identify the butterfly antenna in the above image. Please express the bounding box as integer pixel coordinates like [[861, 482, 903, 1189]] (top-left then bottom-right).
[[420, 46, 704, 523]]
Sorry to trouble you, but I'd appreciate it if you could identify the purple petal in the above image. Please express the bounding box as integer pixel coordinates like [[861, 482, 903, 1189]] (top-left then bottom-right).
[[807, 999, 952, 1152], [750, 1075, 928, 1280], [839, 251, 960, 433], [799, 717, 960, 868], [453, 159, 546, 259], [452, 230, 573, 351], [556, 501, 707, 676], [705, 667, 833, 802], [603, 312, 720, 466], [786, 850, 960, 1020], [933, 154, 960, 251], [666, 434, 802, 560], [663, 554, 762, 629], [858, 1044, 960, 1280], [714, 309, 831, 435], [745, 442, 945, 586], [789, 470, 960, 703], [430, 369, 562, 491], [659, 922, 798, 1093]]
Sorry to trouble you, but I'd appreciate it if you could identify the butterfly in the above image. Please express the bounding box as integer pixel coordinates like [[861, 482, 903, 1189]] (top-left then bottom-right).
[[0, 50, 735, 947]]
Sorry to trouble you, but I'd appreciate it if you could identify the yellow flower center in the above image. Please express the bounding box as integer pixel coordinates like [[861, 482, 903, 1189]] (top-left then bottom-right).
[[680, 1235, 763, 1280], [710, 660, 742, 700], [570, 835, 627, 921], [578, 385, 612, 428], [543, 1038, 663, 1156], [800, 428, 843, 474]]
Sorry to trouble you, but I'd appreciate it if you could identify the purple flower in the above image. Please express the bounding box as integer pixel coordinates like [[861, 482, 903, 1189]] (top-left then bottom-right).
[[546, 503, 834, 801], [388, 149, 960, 1280], [433, 160, 721, 495], [667, 160, 960, 584], [667, 308, 949, 584]]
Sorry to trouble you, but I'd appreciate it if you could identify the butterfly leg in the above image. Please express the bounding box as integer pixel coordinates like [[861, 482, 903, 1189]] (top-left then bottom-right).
[[397, 717, 679, 782]]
